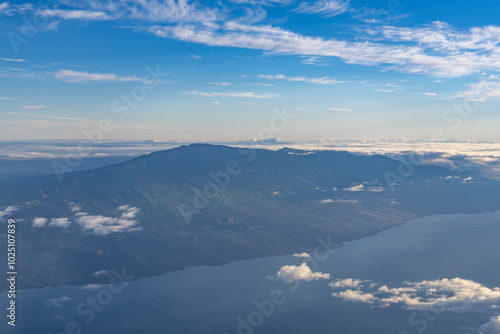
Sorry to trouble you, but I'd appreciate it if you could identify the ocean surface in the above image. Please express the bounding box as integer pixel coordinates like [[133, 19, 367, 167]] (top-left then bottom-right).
[[2, 211, 500, 334]]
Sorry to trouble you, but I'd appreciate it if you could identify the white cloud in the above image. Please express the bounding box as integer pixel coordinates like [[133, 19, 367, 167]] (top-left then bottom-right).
[[69, 202, 82, 213], [33, 217, 48, 228], [293, 252, 311, 258], [329, 108, 354, 112], [85, 0, 220, 23], [423, 92, 437, 96], [332, 289, 378, 303], [258, 74, 341, 85], [457, 80, 500, 102], [293, 0, 349, 18], [76, 205, 141, 236], [38, 9, 111, 21], [0, 96, 18, 100], [331, 277, 500, 313], [478, 315, 500, 334], [0, 206, 18, 220], [180, 90, 278, 98], [209, 81, 232, 86], [0, 3, 32, 16], [5, 2, 500, 78], [229, 0, 292, 6], [147, 20, 500, 78], [0, 58, 27, 62], [320, 198, 359, 203], [21, 105, 45, 109], [343, 182, 384, 192], [50, 218, 72, 228], [92, 270, 110, 278], [44, 296, 71, 307], [329, 278, 366, 289], [271, 263, 330, 283], [6, 111, 95, 122], [81, 284, 104, 290], [51, 70, 143, 83]]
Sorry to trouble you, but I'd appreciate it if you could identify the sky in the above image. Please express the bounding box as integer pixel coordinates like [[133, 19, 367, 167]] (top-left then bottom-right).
[[1, 0, 500, 141]]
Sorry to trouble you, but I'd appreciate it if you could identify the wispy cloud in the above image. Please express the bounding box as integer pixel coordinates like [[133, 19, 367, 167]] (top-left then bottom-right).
[[181, 90, 278, 98], [209, 81, 232, 86], [0, 96, 18, 100], [293, 0, 349, 17], [0, 206, 18, 221], [6, 111, 95, 122], [38, 9, 111, 21], [456, 80, 500, 102], [0, 2, 33, 16], [44, 296, 71, 307], [0, 58, 27, 62], [51, 69, 142, 83], [229, 0, 293, 6], [329, 107, 354, 112], [258, 74, 342, 85], [147, 20, 500, 78], [21, 105, 45, 109]]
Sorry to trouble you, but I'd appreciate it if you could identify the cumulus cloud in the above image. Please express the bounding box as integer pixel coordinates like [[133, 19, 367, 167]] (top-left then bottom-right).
[[271, 263, 330, 283], [33, 217, 48, 228], [330, 277, 500, 316], [479, 315, 500, 334], [332, 289, 378, 303], [76, 205, 141, 236], [32, 204, 140, 235]]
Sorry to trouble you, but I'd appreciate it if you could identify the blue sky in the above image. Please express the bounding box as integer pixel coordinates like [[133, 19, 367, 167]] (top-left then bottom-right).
[[1, 0, 500, 140]]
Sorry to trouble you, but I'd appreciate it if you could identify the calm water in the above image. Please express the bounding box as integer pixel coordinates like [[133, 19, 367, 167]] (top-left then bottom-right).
[[2, 211, 500, 334]]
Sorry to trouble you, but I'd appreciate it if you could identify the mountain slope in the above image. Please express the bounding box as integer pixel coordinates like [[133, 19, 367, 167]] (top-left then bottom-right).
[[1, 144, 500, 290]]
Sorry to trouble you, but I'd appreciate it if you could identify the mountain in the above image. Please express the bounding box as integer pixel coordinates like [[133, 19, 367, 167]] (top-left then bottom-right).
[[1, 144, 500, 290]]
